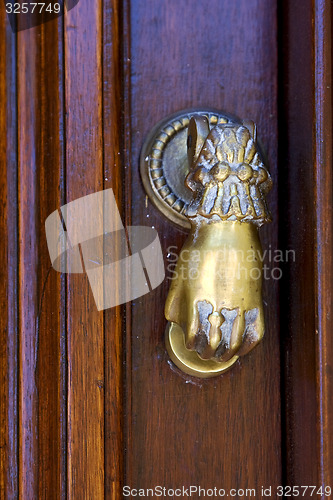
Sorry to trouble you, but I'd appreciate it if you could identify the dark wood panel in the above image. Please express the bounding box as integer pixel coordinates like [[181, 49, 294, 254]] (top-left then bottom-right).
[[64, 1, 105, 497], [313, 0, 333, 483], [16, 14, 66, 498], [0, 10, 18, 499], [17, 23, 42, 498], [126, 0, 281, 490], [279, 0, 333, 487], [103, 0, 125, 498], [36, 18, 67, 499]]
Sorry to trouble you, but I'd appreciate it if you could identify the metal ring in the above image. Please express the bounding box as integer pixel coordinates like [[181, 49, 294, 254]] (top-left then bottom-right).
[[165, 322, 239, 378]]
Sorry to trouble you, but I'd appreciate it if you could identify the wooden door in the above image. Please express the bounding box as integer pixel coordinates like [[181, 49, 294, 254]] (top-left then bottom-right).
[[1, 0, 332, 498]]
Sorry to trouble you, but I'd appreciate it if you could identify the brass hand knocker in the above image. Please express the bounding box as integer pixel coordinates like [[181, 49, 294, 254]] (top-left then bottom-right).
[[141, 109, 272, 377]]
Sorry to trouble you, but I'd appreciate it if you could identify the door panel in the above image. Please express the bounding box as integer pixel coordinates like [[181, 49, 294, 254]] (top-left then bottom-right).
[[1, 0, 332, 498], [126, 0, 281, 491]]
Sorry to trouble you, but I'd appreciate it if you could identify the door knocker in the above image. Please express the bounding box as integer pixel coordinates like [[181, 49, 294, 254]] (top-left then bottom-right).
[[140, 109, 272, 377]]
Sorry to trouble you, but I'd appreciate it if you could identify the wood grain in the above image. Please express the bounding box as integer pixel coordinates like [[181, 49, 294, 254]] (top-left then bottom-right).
[[103, 0, 125, 498], [64, 0, 105, 497], [17, 21, 41, 498], [0, 9, 18, 499], [125, 0, 281, 491], [1, 0, 333, 497], [16, 13, 66, 498], [279, 0, 333, 488], [313, 0, 333, 487], [36, 18, 66, 499]]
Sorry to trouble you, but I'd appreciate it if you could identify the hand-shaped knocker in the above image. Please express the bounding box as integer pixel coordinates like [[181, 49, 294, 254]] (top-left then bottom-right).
[[141, 110, 272, 377], [164, 115, 272, 377]]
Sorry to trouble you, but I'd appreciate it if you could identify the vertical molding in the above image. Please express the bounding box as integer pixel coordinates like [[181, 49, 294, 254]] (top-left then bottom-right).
[[17, 24, 40, 498], [64, 0, 105, 497], [36, 17, 66, 499], [280, 0, 333, 487], [121, 0, 133, 491], [102, 0, 126, 498], [16, 15, 66, 498], [60, 14, 68, 499], [279, 0, 317, 485], [0, 10, 18, 499], [313, 0, 333, 487]]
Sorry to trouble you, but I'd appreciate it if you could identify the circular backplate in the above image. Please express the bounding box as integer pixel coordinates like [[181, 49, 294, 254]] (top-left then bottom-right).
[[140, 108, 241, 230], [165, 322, 239, 378]]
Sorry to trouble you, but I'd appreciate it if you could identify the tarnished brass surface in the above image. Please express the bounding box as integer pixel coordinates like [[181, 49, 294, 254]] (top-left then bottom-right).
[[166, 321, 239, 378], [165, 220, 265, 366], [141, 110, 272, 377], [140, 109, 240, 230]]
